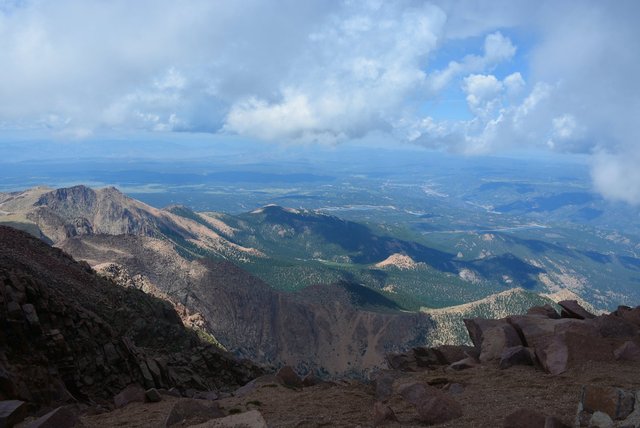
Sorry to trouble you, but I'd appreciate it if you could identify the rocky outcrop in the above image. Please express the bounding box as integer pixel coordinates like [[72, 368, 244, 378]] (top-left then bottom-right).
[[0, 226, 262, 413], [387, 301, 640, 376]]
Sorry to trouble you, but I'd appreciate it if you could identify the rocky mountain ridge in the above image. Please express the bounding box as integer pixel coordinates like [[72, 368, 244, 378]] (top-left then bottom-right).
[[0, 226, 262, 413]]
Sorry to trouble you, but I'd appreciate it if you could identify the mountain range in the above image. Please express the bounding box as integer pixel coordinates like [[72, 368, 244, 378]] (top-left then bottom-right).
[[0, 185, 618, 375]]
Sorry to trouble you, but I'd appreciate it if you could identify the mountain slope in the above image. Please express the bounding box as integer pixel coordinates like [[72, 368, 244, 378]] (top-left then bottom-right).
[[0, 226, 261, 409], [57, 233, 434, 376]]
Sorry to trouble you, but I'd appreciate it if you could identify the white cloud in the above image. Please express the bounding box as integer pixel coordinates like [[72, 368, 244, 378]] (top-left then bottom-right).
[[224, 2, 447, 142], [592, 153, 640, 205], [462, 74, 503, 118], [426, 31, 516, 93], [483, 32, 516, 64]]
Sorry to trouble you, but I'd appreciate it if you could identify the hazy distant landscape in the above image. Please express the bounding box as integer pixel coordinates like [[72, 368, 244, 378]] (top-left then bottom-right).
[[3, 142, 639, 314]]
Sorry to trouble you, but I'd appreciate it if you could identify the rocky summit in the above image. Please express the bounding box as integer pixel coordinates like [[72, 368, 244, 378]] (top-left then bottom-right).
[[0, 226, 262, 423]]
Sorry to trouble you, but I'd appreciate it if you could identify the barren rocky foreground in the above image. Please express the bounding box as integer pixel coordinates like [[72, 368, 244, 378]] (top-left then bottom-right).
[[74, 360, 639, 427]]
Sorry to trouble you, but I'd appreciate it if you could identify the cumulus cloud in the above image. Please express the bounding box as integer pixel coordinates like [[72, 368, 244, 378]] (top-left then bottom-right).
[[426, 31, 516, 93], [592, 153, 640, 205], [225, 2, 446, 142], [1, 0, 640, 204]]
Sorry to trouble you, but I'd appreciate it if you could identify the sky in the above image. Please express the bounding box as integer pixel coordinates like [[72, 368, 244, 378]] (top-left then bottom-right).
[[1, 0, 639, 204]]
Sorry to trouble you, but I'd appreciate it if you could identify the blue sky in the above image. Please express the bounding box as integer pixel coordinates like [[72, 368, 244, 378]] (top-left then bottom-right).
[[0, 0, 639, 204]]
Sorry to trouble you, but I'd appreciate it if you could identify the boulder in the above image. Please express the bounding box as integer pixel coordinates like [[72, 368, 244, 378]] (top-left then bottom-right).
[[536, 331, 616, 375], [612, 306, 640, 328], [186, 410, 268, 428], [508, 315, 599, 351], [113, 384, 145, 408], [558, 300, 595, 320], [0, 400, 27, 428], [536, 335, 569, 375], [164, 399, 224, 427], [614, 341, 640, 361], [463, 318, 507, 349], [416, 393, 463, 425], [478, 324, 522, 362], [276, 366, 303, 388], [372, 401, 398, 426], [499, 346, 535, 369], [23, 405, 78, 428], [593, 314, 639, 338], [581, 385, 635, 421]]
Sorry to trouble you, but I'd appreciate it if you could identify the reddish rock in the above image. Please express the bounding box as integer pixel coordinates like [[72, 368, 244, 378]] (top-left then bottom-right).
[[416, 393, 463, 425], [558, 300, 595, 320], [612, 306, 640, 328], [613, 341, 640, 361], [114, 384, 146, 408], [536, 331, 617, 375], [527, 305, 560, 319], [593, 314, 639, 338], [499, 346, 535, 369], [276, 366, 303, 388], [536, 335, 569, 375], [581, 385, 635, 420], [372, 401, 398, 426], [507, 315, 597, 351], [478, 324, 522, 362], [463, 318, 507, 349]]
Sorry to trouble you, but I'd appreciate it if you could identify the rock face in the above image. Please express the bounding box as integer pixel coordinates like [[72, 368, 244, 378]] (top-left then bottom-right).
[[0, 226, 262, 411]]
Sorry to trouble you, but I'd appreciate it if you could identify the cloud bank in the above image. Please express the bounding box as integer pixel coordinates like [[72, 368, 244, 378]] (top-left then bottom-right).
[[1, 0, 640, 204]]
